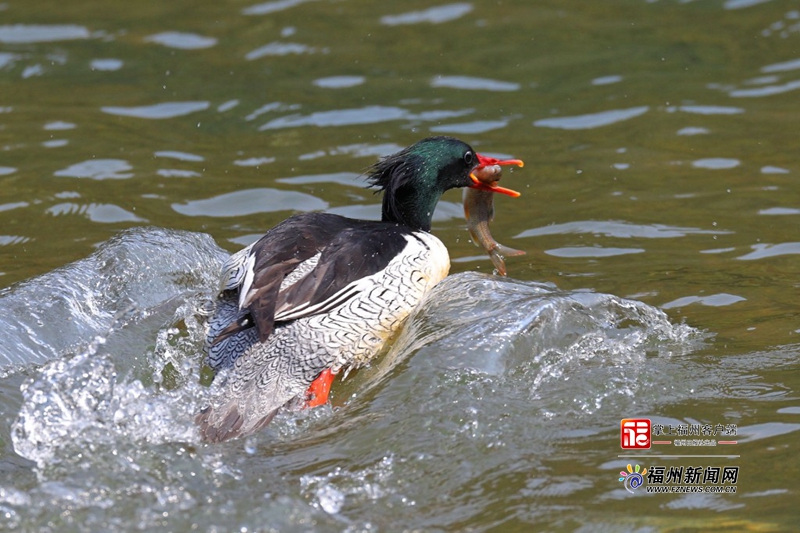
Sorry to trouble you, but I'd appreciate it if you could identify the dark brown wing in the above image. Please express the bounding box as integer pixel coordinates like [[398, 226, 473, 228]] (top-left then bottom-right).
[[212, 213, 354, 344], [272, 224, 412, 322], [211, 214, 415, 345]]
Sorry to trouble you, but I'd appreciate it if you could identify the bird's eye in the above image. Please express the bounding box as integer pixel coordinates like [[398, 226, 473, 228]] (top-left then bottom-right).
[[463, 151, 474, 166]]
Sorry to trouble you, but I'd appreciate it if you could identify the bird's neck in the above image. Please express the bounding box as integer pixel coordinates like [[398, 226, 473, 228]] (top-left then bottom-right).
[[381, 184, 441, 232]]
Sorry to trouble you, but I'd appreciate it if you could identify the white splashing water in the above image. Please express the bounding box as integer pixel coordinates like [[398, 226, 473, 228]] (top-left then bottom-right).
[[1, 227, 227, 467], [0, 228, 708, 531]]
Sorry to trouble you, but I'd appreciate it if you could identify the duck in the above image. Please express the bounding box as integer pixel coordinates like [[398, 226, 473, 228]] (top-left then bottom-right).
[[196, 136, 523, 442]]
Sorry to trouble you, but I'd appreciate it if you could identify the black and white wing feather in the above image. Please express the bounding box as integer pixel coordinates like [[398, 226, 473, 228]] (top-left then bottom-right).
[[208, 213, 411, 350]]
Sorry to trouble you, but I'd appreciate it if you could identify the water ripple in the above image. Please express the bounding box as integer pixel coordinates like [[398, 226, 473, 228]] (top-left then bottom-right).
[[515, 220, 728, 239], [534, 106, 649, 130], [0, 235, 30, 246], [313, 76, 365, 88], [730, 79, 800, 97], [143, 32, 218, 50], [0, 24, 90, 43], [591, 75, 622, 85], [677, 127, 710, 136], [245, 102, 286, 121], [246, 42, 317, 60], [700, 247, 736, 254], [54, 159, 133, 180], [259, 105, 407, 129], [762, 57, 800, 72], [277, 172, 362, 187], [408, 109, 472, 121], [673, 105, 744, 115], [431, 75, 520, 91], [724, 0, 775, 10], [171, 188, 327, 217], [737, 422, 800, 442], [217, 99, 240, 112], [157, 169, 201, 178], [233, 156, 276, 167], [154, 150, 204, 162], [665, 493, 744, 511], [42, 139, 69, 148], [330, 143, 402, 158], [545, 247, 645, 258], [298, 143, 402, 160], [661, 293, 746, 309], [46, 203, 146, 223], [761, 165, 790, 174], [102, 101, 210, 119], [759, 207, 800, 215], [0, 51, 19, 68], [242, 0, 315, 16], [692, 158, 740, 169], [90, 58, 123, 71], [738, 242, 800, 260], [22, 64, 43, 78], [430, 119, 508, 134], [0, 201, 28, 212], [43, 121, 76, 131], [381, 3, 473, 26], [745, 75, 780, 84]]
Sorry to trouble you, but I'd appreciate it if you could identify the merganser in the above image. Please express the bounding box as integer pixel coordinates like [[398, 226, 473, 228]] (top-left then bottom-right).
[[197, 136, 523, 442]]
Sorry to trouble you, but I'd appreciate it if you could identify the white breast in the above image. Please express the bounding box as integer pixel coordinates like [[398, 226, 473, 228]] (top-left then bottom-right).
[[409, 230, 450, 288]]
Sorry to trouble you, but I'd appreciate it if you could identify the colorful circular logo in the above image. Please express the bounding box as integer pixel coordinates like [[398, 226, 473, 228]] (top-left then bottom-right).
[[619, 463, 647, 493]]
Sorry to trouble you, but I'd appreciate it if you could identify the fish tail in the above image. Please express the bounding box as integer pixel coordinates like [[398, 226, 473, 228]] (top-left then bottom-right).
[[495, 244, 526, 258], [488, 250, 508, 276], [489, 245, 526, 277]]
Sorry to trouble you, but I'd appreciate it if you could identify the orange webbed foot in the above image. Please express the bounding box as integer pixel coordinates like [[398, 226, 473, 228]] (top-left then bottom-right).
[[304, 368, 337, 408]]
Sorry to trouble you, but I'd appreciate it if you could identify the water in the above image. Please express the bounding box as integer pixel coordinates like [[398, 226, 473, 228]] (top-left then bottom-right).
[[1, 229, 701, 531], [1, 0, 800, 530]]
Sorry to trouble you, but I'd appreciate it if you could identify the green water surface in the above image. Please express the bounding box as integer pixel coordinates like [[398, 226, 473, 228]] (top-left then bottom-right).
[[1, 0, 799, 530]]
